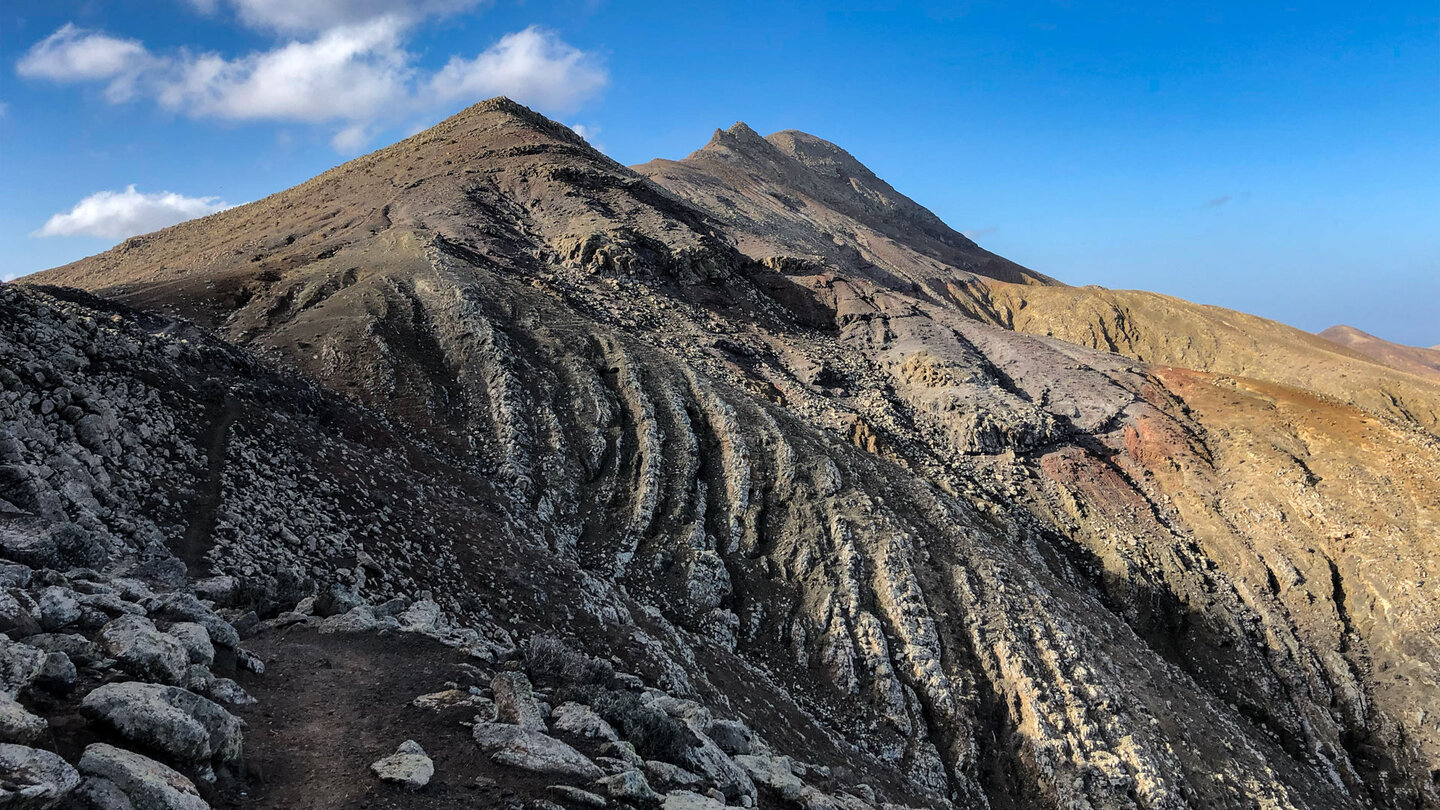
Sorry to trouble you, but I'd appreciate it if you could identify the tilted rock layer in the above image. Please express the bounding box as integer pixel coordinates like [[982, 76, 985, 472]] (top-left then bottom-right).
[[10, 98, 1439, 809]]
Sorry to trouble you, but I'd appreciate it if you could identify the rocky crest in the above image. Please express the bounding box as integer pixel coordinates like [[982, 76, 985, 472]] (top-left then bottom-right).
[[5, 98, 1438, 810]]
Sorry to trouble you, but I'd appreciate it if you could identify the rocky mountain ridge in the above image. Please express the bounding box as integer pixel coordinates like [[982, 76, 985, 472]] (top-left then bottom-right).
[[4, 98, 1438, 810]]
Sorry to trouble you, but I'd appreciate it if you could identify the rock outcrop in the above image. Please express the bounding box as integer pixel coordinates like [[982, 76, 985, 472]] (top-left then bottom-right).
[[4, 97, 1437, 810]]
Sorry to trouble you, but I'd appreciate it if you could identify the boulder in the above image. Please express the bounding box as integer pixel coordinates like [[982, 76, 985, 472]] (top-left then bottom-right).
[[0, 742, 81, 808], [204, 678, 255, 707], [661, 790, 727, 810], [596, 770, 661, 805], [471, 722, 603, 780], [81, 682, 242, 763], [0, 589, 41, 638], [78, 743, 208, 810], [0, 637, 47, 697], [96, 616, 189, 685], [547, 785, 608, 807], [23, 633, 102, 667], [144, 594, 238, 650], [36, 587, 82, 632], [0, 693, 47, 744], [734, 754, 804, 802], [550, 702, 619, 741], [0, 563, 32, 589], [72, 775, 135, 809], [318, 606, 377, 634], [164, 623, 214, 667], [704, 719, 752, 755], [370, 739, 433, 790], [679, 732, 755, 804], [491, 671, 546, 731], [36, 651, 77, 693], [397, 599, 443, 633], [643, 760, 705, 792]]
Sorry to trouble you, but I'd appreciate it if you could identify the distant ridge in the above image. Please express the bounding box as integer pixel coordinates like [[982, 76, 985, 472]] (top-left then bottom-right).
[[1318, 324, 1440, 381]]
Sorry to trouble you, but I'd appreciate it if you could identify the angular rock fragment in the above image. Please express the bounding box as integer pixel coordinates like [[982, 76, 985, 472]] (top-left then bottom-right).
[[492, 671, 547, 731], [370, 739, 433, 790]]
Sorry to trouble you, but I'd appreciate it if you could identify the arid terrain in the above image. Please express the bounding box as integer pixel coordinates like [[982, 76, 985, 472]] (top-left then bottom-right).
[[2, 98, 1437, 810]]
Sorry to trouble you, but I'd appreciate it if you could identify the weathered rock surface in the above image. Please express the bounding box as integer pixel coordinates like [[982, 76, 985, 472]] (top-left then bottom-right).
[[77, 743, 208, 810], [96, 616, 189, 686], [81, 682, 242, 763], [472, 722, 604, 780], [0, 692, 47, 744], [4, 97, 1437, 810], [0, 742, 80, 808], [369, 739, 433, 790]]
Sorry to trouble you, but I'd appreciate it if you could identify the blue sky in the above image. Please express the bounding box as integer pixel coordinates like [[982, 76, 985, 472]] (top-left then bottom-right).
[[3, 1, 1437, 345]]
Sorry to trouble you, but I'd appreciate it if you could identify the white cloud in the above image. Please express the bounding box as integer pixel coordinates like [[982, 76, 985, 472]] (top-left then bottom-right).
[[157, 18, 412, 123], [16, 23, 152, 101], [17, 20, 607, 152], [330, 123, 372, 154], [431, 27, 606, 113], [226, 0, 485, 33], [36, 185, 232, 239]]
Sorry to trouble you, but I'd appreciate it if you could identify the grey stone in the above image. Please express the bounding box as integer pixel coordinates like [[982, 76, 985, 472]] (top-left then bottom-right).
[[370, 739, 433, 790], [96, 616, 188, 685], [397, 599, 443, 633], [81, 682, 242, 763], [78, 743, 208, 810], [0, 693, 46, 744], [204, 677, 255, 706], [471, 721, 603, 780], [164, 623, 214, 667], [144, 594, 238, 650], [679, 732, 755, 804], [36, 587, 81, 632], [704, 719, 752, 756], [550, 702, 618, 741], [73, 776, 136, 810], [0, 637, 47, 697], [0, 589, 41, 638], [643, 761, 705, 791], [661, 791, 726, 810], [0, 564, 32, 589], [546, 785, 608, 807], [596, 770, 661, 805], [36, 651, 77, 693], [734, 754, 804, 801], [318, 606, 377, 634], [0, 742, 81, 808], [492, 671, 546, 731], [24, 633, 101, 667]]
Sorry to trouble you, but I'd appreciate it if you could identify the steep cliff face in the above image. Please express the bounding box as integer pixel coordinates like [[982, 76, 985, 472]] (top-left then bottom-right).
[[13, 99, 1440, 810]]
